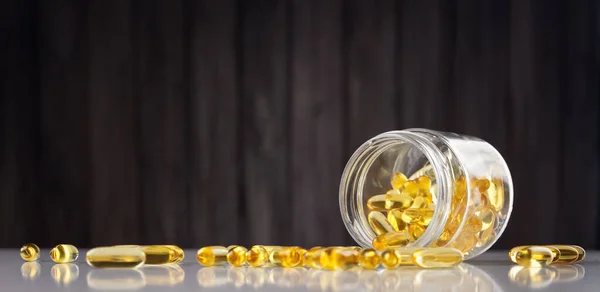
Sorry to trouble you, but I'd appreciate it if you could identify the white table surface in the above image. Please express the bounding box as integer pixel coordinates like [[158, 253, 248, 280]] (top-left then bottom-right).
[[2, 249, 597, 291]]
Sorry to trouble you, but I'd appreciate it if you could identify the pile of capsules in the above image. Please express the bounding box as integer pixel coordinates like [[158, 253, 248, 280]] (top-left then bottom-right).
[[21, 243, 464, 270], [367, 170, 505, 255], [509, 245, 585, 267]]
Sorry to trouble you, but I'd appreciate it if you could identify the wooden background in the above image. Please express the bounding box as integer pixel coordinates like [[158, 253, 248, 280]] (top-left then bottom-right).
[[0, 0, 598, 249]]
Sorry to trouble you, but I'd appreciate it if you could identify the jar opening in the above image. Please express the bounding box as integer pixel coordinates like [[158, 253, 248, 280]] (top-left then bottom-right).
[[339, 131, 454, 249]]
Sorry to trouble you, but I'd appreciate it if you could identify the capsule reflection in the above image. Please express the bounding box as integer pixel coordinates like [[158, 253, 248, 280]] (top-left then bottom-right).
[[87, 269, 146, 290], [196, 267, 228, 288], [51, 264, 79, 285], [508, 266, 556, 289], [21, 262, 41, 280], [140, 264, 184, 286]]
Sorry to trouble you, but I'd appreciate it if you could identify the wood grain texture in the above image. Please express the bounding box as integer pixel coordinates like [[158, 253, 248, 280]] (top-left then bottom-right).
[[0, 0, 598, 248]]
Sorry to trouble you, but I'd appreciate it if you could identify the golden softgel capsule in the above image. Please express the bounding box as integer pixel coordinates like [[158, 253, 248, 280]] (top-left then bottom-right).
[[373, 231, 410, 251], [366, 195, 387, 211], [412, 248, 463, 268], [86, 247, 146, 268], [50, 244, 79, 263], [140, 246, 179, 265], [164, 245, 185, 262], [548, 245, 578, 264], [304, 247, 325, 269], [270, 247, 302, 268], [509, 246, 553, 267], [329, 248, 359, 270], [197, 246, 228, 266], [20, 243, 40, 262], [381, 249, 400, 269], [246, 246, 269, 267], [227, 246, 248, 267], [571, 245, 585, 262], [391, 172, 408, 190], [368, 211, 396, 235], [358, 248, 380, 270]]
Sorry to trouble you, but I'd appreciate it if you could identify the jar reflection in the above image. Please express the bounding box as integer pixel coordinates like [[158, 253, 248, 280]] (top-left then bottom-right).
[[87, 269, 146, 290], [508, 264, 585, 289], [20, 262, 41, 280], [139, 264, 184, 286], [51, 264, 79, 285]]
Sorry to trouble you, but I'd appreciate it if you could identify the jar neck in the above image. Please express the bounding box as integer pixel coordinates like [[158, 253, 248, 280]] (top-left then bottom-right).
[[339, 130, 455, 248]]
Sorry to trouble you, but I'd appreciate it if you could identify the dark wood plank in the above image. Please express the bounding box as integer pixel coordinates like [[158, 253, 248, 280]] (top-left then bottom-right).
[[188, 0, 240, 245], [505, 0, 561, 244], [133, 0, 189, 245], [0, 0, 40, 246], [290, 0, 350, 246], [396, 0, 456, 130], [345, 0, 397, 149], [87, 0, 141, 245], [36, 0, 92, 246], [240, 0, 290, 245], [556, 0, 599, 248]]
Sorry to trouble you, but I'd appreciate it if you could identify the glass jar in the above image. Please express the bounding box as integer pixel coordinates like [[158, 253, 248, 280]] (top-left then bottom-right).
[[339, 129, 513, 259]]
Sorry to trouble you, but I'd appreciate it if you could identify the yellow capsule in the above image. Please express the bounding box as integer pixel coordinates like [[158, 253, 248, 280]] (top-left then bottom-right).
[[381, 249, 400, 269], [548, 245, 579, 264], [416, 176, 432, 192], [391, 172, 408, 190], [372, 231, 410, 251], [412, 248, 463, 268], [477, 207, 495, 231], [246, 245, 269, 267], [433, 230, 452, 247], [227, 246, 248, 267], [463, 216, 483, 234], [385, 193, 413, 209], [386, 189, 401, 195], [20, 243, 40, 262], [304, 247, 324, 269], [477, 226, 495, 247], [452, 233, 478, 253], [270, 247, 302, 268], [329, 248, 359, 270], [510, 246, 553, 267], [419, 209, 435, 226], [411, 196, 429, 209], [141, 246, 179, 265], [544, 246, 561, 263], [486, 178, 505, 212], [570, 245, 585, 262], [387, 209, 407, 231], [50, 244, 79, 263], [319, 247, 337, 270], [472, 178, 490, 192], [408, 223, 426, 241], [508, 245, 529, 262], [401, 208, 422, 223], [164, 245, 185, 262], [402, 180, 420, 196], [295, 247, 307, 266], [368, 211, 396, 235], [86, 247, 146, 268], [395, 247, 423, 265], [366, 195, 387, 211], [197, 246, 228, 266], [358, 248, 380, 269]]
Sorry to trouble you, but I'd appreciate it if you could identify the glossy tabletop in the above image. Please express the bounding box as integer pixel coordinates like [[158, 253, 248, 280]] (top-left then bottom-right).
[[3, 249, 597, 291]]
